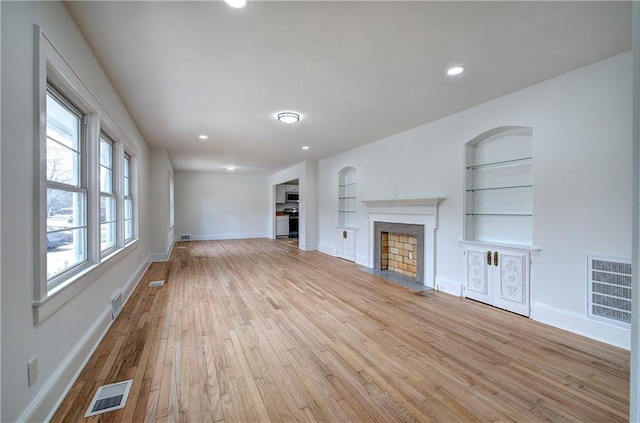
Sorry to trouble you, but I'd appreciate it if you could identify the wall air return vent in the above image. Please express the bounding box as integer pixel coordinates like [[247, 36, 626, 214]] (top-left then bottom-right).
[[588, 255, 631, 326], [111, 290, 123, 320]]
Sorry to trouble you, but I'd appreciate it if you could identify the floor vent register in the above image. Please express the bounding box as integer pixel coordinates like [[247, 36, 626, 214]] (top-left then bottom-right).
[[85, 379, 133, 417]]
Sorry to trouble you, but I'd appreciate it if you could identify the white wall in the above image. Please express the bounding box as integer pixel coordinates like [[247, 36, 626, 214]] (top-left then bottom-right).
[[267, 161, 319, 250], [318, 52, 633, 348], [150, 148, 174, 259], [631, 3, 640, 420], [174, 171, 268, 240], [1, 2, 152, 421]]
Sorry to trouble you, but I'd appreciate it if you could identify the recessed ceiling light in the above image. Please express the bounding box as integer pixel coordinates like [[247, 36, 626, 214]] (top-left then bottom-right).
[[447, 66, 465, 76], [224, 164, 237, 171], [301, 146, 310, 150], [225, 0, 246, 8], [277, 112, 300, 124], [198, 135, 208, 140]]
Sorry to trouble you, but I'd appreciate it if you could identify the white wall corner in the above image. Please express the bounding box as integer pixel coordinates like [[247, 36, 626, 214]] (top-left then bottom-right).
[[435, 277, 463, 297], [531, 302, 631, 350], [150, 239, 175, 262]]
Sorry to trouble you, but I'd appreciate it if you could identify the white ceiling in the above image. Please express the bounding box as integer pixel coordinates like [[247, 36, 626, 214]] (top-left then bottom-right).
[[65, 1, 631, 174]]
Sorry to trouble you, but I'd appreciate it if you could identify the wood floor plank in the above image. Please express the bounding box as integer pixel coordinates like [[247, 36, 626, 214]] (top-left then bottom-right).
[[51, 239, 630, 422]]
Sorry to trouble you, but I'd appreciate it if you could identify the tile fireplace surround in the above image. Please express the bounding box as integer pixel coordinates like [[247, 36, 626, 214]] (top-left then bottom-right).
[[362, 198, 445, 288]]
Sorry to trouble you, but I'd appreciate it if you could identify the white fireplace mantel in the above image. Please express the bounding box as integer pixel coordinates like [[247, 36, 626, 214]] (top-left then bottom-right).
[[361, 197, 446, 288], [361, 197, 445, 220]]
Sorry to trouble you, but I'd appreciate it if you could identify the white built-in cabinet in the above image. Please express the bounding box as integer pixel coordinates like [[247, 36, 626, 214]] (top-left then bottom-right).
[[337, 167, 357, 262], [462, 126, 536, 316], [464, 246, 530, 316], [336, 227, 356, 261]]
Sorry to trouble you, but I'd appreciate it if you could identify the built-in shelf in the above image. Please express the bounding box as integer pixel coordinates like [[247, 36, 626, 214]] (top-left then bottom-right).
[[338, 168, 357, 261], [466, 184, 532, 192], [466, 156, 532, 170], [464, 126, 533, 246], [466, 213, 533, 217]]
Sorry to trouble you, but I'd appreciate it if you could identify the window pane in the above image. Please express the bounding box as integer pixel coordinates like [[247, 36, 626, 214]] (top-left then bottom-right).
[[99, 138, 112, 167], [46, 93, 80, 151], [47, 135, 80, 186], [47, 227, 87, 280], [99, 166, 112, 193], [123, 156, 130, 197], [124, 198, 133, 240], [99, 138, 113, 194], [47, 189, 86, 228], [100, 221, 116, 251], [124, 156, 130, 178], [100, 195, 116, 251]]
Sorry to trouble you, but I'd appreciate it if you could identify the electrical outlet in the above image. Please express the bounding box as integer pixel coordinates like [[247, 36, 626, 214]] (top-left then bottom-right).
[[27, 356, 38, 387]]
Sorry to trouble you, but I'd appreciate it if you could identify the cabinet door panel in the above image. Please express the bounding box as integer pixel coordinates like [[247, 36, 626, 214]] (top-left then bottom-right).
[[345, 232, 355, 258], [493, 251, 529, 316], [465, 249, 491, 303], [336, 230, 345, 256]]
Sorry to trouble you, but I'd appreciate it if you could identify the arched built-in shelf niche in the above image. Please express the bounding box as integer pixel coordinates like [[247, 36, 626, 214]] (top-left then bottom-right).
[[464, 126, 533, 247], [338, 166, 357, 227], [462, 126, 536, 317], [337, 166, 357, 262]]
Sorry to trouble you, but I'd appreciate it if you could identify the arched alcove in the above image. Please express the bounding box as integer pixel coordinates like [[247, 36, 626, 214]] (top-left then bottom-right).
[[337, 166, 357, 261], [464, 126, 533, 246]]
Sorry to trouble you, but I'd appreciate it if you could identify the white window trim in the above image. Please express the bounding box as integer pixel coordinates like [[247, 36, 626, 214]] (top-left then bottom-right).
[[33, 26, 140, 324]]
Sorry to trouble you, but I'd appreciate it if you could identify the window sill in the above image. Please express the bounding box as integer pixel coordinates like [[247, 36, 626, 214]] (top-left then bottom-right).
[[33, 239, 140, 325]]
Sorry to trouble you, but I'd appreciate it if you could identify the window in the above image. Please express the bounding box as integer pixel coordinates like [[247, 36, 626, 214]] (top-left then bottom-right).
[[46, 87, 88, 288], [124, 153, 134, 241], [99, 135, 117, 253], [34, 29, 140, 322]]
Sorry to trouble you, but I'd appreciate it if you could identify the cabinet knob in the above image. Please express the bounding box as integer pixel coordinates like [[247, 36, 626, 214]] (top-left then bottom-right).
[[493, 251, 499, 267], [343, 230, 347, 239]]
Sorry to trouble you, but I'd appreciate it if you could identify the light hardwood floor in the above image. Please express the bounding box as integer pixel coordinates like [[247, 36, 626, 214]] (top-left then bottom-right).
[[52, 239, 630, 422]]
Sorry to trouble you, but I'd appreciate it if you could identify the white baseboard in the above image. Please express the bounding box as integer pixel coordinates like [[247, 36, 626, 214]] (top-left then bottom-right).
[[435, 277, 463, 297], [150, 240, 176, 262], [21, 259, 150, 422], [355, 254, 369, 267], [301, 243, 318, 251], [178, 233, 267, 242], [531, 302, 630, 350], [317, 243, 336, 256]]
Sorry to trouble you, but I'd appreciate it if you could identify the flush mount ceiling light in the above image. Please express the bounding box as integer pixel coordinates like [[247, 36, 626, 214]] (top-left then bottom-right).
[[224, 0, 246, 8], [447, 66, 465, 76], [301, 145, 310, 150], [224, 164, 237, 171], [277, 112, 300, 124], [198, 134, 208, 140]]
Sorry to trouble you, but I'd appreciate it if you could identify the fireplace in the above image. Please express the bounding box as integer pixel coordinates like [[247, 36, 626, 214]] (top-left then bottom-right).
[[375, 222, 424, 283], [362, 198, 444, 288]]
